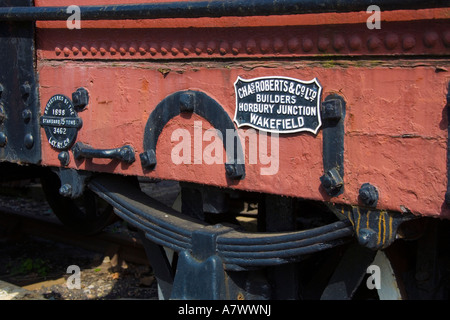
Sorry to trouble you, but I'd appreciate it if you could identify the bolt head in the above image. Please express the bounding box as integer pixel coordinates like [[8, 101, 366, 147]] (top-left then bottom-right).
[[0, 132, 7, 147], [179, 92, 196, 113], [24, 133, 34, 149], [321, 99, 342, 121], [358, 228, 379, 250], [72, 88, 89, 110], [359, 183, 379, 207], [320, 167, 343, 195], [59, 184, 73, 197], [140, 149, 156, 169]]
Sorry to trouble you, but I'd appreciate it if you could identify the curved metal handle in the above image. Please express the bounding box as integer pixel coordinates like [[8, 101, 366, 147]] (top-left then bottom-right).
[[72, 142, 135, 164]]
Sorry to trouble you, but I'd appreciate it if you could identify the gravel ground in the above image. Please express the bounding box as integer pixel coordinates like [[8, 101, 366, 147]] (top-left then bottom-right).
[[0, 182, 160, 300]]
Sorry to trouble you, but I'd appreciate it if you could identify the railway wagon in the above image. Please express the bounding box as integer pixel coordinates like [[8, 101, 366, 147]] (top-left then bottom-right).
[[0, 0, 450, 300]]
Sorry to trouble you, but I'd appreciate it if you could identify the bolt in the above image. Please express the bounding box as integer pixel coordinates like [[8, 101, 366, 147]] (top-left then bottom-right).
[[59, 184, 72, 197], [225, 163, 244, 180], [140, 149, 157, 169], [58, 151, 70, 166], [321, 99, 342, 121], [22, 109, 32, 123], [24, 133, 34, 149], [0, 132, 6, 147], [119, 146, 136, 164], [20, 83, 31, 99], [320, 167, 343, 195], [179, 92, 196, 113], [357, 228, 379, 250], [72, 88, 89, 110], [359, 183, 379, 207]]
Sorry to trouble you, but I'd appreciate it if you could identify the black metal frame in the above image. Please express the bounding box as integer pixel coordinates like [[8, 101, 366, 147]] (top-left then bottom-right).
[[0, 0, 448, 21], [0, 0, 41, 164]]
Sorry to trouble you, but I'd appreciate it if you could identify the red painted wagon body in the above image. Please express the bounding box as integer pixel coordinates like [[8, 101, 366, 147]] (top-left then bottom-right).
[[1, 0, 450, 300]]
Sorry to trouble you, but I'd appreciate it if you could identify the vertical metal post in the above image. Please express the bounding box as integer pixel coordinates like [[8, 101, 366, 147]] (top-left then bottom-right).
[[263, 194, 299, 299]]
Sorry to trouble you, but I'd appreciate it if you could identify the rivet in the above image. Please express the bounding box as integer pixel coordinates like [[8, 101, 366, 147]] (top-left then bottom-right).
[[72, 46, 79, 55], [219, 42, 229, 55], [20, 83, 31, 99], [302, 38, 313, 52], [195, 42, 204, 55], [402, 35, 416, 50], [273, 38, 284, 53], [246, 39, 257, 54], [99, 44, 107, 55], [160, 43, 169, 55], [149, 43, 158, 56], [90, 46, 98, 55], [424, 31, 439, 48], [385, 33, 399, 50], [182, 43, 192, 56], [81, 46, 89, 55], [206, 41, 216, 55], [139, 44, 147, 55], [333, 35, 346, 51], [259, 38, 271, 53], [109, 45, 117, 55], [170, 42, 179, 56], [231, 41, 241, 55], [129, 44, 137, 55], [55, 46, 62, 55], [367, 36, 381, 51], [318, 37, 330, 52], [348, 35, 362, 51], [119, 45, 127, 55], [288, 37, 300, 53], [22, 109, 32, 123], [24, 133, 34, 149], [63, 47, 71, 56]]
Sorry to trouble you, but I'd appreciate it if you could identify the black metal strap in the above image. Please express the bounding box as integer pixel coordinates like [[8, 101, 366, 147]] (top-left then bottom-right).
[[0, 1, 448, 21]]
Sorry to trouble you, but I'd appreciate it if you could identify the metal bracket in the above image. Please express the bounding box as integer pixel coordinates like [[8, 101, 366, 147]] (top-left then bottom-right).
[[336, 204, 416, 250], [72, 142, 136, 164], [55, 167, 91, 199], [0, 0, 41, 164], [320, 94, 346, 197], [140, 90, 245, 180]]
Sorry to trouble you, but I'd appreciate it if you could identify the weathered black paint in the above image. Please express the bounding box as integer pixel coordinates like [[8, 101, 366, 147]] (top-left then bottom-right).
[[72, 142, 136, 164], [0, 0, 448, 21], [320, 94, 346, 197], [0, 0, 41, 164], [141, 90, 245, 180]]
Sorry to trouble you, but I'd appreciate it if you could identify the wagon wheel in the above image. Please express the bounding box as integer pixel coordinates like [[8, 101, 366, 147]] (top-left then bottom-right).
[[40, 170, 117, 235]]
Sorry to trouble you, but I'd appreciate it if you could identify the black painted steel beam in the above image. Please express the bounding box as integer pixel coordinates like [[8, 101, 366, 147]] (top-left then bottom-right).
[[0, 0, 449, 21]]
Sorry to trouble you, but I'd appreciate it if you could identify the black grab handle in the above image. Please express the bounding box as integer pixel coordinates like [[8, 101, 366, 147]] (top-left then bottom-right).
[[72, 142, 135, 164]]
